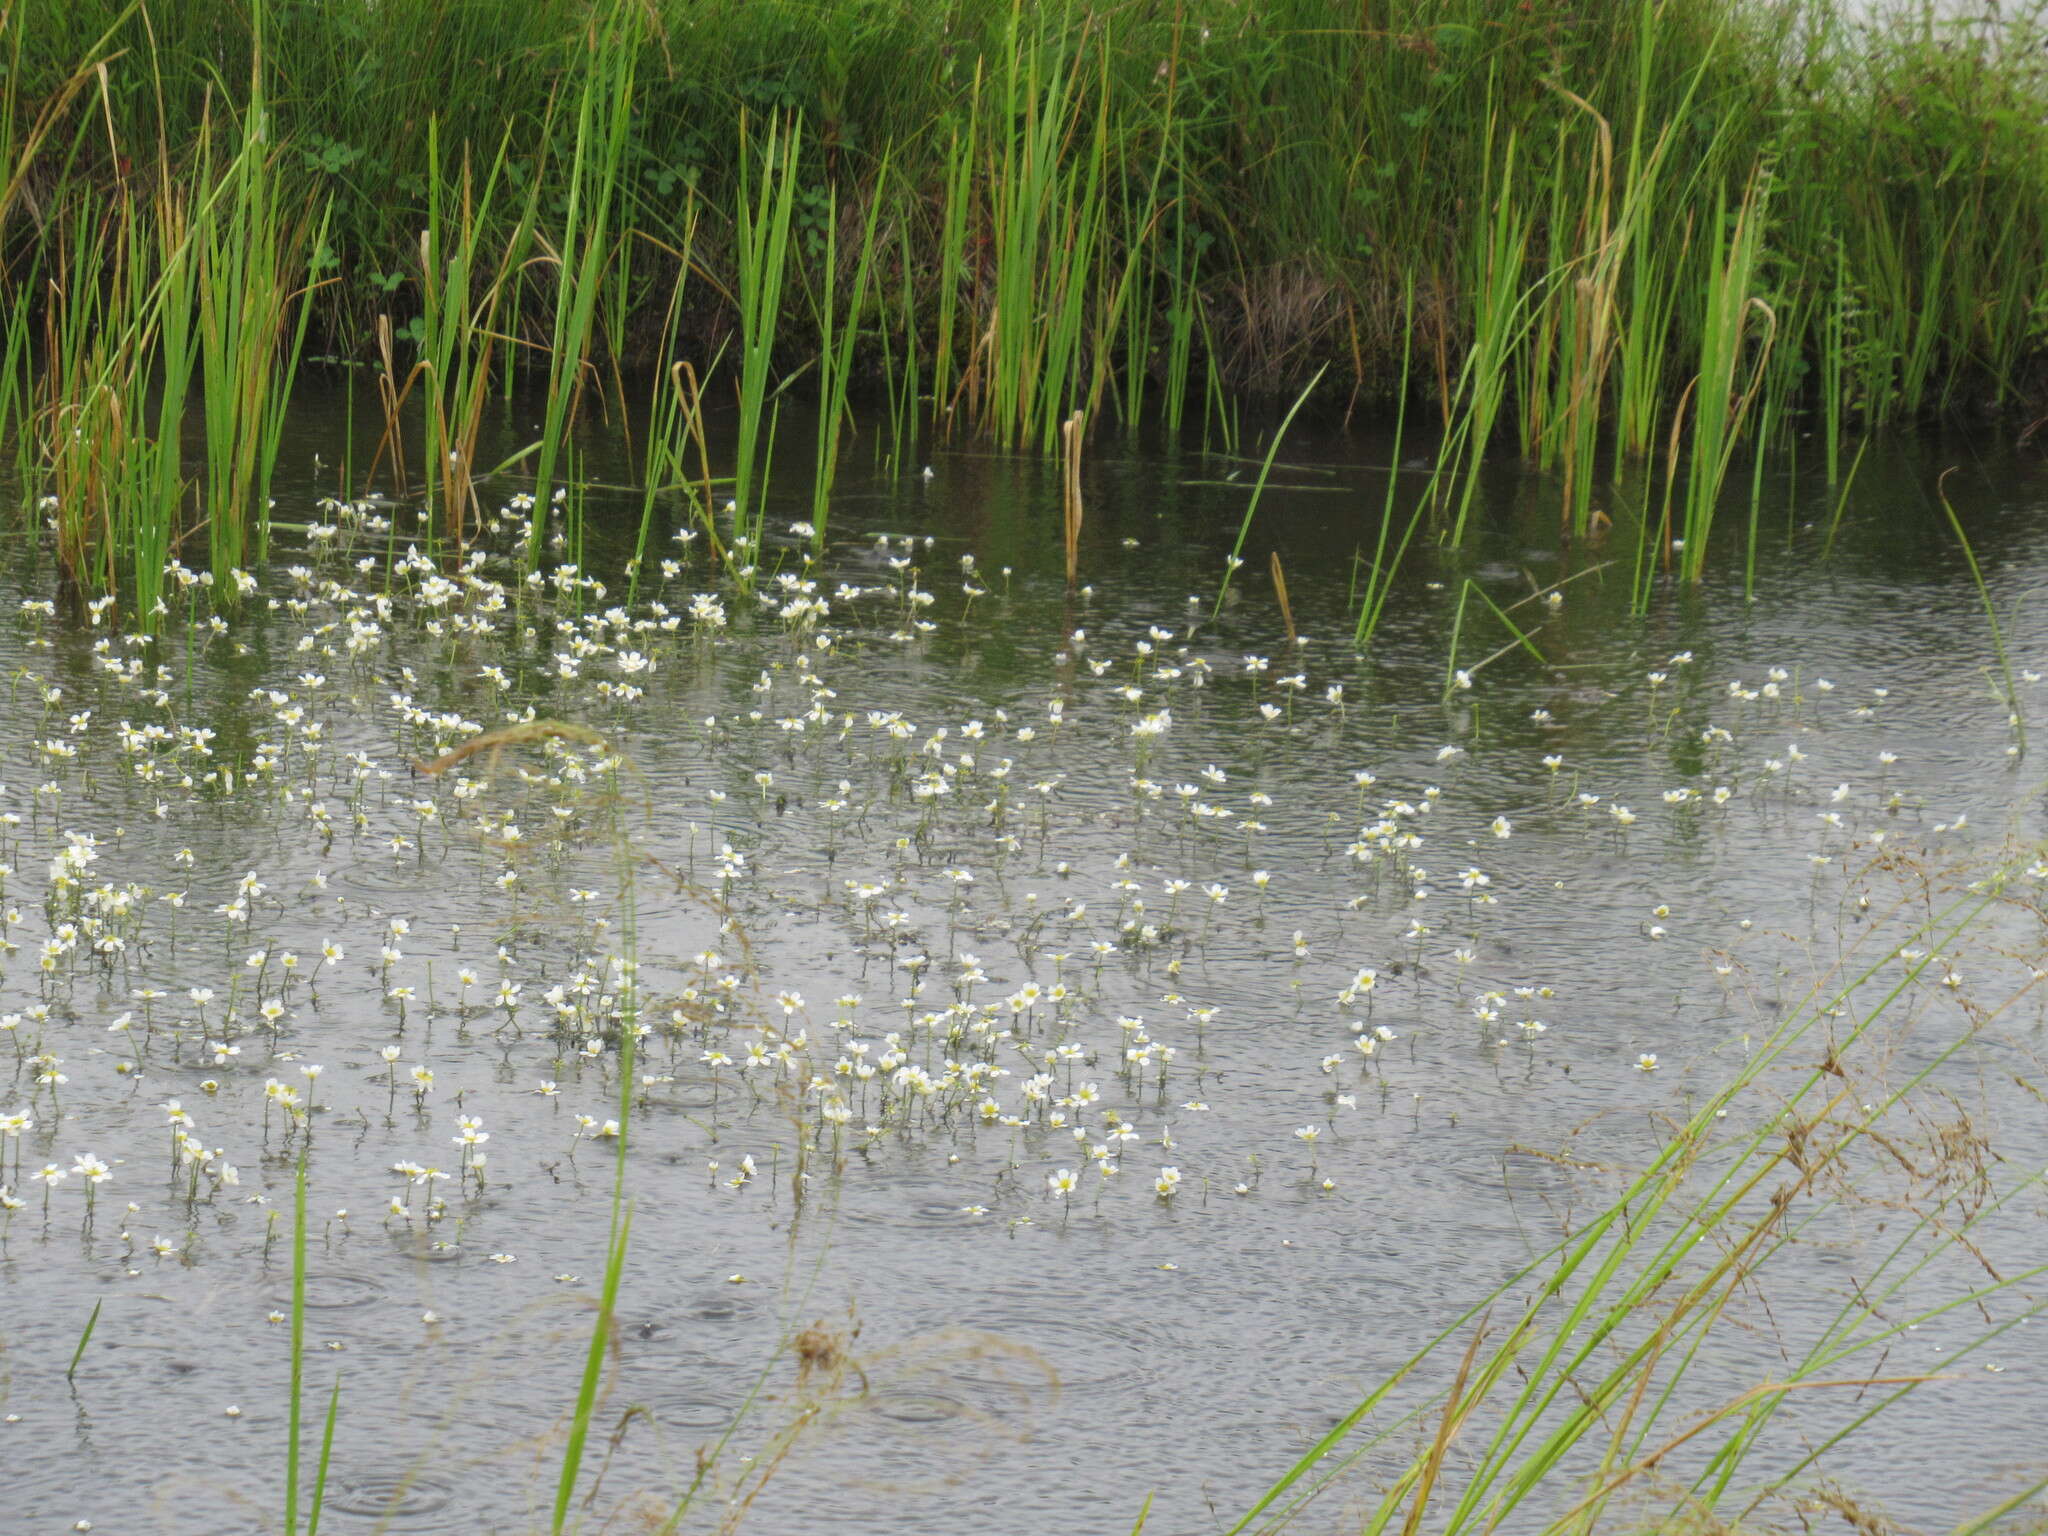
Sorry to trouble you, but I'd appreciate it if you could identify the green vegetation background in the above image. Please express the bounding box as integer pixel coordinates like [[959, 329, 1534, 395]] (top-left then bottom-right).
[[11, 0, 2048, 415]]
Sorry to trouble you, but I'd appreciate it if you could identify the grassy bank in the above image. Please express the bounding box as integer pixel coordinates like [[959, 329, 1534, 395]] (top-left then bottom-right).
[[5, 0, 2048, 591]]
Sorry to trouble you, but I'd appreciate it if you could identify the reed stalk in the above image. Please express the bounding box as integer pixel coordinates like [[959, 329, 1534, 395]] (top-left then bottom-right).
[[730, 112, 800, 576], [809, 173, 884, 554], [525, 3, 637, 564], [1940, 470, 2026, 756], [1818, 434, 1870, 561], [195, 4, 321, 587], [1355, 279, 1423, 651], [628, 239, 705, 605], [1061, 409, 1084, 585], [281, 1149, 341, 1536], [1212, 365, 1325, 619], [1676, 173, 1775, 583], [1442, 128, 1531, 547], [417, 124, 534, 554], [1269, 553, 1296, 648], [931, 107, 977, 435], [550, 736, 646, 1533]]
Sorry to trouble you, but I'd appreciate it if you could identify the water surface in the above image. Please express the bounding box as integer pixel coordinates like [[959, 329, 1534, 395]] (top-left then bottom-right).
[[2, 396, 2045, 1533]]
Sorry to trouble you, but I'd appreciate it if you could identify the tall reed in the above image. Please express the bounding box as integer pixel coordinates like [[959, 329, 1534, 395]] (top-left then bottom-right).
[[137, 177, 198, 621], [416, 125, 535, 553], [976, 9, 1118, 449], [11, 0, 2048, 586], [628, 233, 707, 605], [196, 7, 323, 586], [1441, 128, 1531, 548], [808, 174, 884, 555], [1674, 173, 1775, 583], [525, 3, 638, 564], [730, 113, 801, 573], [1354, 280, 1423, 651]]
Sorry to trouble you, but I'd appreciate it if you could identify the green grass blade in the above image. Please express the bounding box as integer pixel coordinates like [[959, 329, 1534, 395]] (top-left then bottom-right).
[[65, 1299, 101, 1383], [1939, 470, 2025, 755], [306, 1375, 340, 1536], [286, 1146, 308, 1534], [1211, 364, 1326, 621]]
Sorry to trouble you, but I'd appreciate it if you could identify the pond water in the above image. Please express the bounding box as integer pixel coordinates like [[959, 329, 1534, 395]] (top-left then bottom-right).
[[2, 389, 2045, 1534]]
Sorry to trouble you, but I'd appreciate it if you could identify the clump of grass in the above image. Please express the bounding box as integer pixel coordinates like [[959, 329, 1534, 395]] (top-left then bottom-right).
[[1672, 172, 1775, 584], [1228, 852, 2048, 1535], [411, 124, 537, 553], [0, 6, 2024, 414]]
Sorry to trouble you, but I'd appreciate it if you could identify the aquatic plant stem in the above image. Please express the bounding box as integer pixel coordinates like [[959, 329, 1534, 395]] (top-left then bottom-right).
[[552, 745, 641, 1533], [731, 112, 801, 576], [1212, 365, 1325, 621], [65, 1298, 101, 1383], [1939, 468, 2025, 756], [1356, 279, 1421, 650], [286, 1147, 307, 1535]]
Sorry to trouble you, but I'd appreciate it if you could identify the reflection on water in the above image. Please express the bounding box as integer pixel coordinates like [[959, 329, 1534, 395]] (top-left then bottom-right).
[[1, 391, 2045, 1532]]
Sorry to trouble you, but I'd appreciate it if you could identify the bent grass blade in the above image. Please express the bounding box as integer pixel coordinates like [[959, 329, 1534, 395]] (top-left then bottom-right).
[[1212, 365, 1327, 621]]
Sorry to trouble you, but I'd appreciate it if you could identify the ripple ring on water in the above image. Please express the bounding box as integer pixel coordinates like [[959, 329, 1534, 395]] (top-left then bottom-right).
[[323, 1469, 458, 1522]]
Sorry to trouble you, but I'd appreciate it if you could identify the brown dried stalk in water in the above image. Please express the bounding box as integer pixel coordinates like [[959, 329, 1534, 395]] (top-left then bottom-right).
[[412, 719, 609, 777]]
